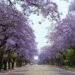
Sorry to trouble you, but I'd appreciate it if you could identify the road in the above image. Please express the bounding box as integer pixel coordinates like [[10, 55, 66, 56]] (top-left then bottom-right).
[[0, 65, 75, 75]]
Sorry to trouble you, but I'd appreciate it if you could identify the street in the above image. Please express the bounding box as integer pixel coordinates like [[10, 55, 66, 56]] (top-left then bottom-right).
[[0, 65, 75, 75]]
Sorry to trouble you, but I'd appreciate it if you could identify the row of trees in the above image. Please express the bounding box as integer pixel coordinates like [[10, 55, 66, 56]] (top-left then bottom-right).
[[0, 2, 37, 71], [39, 0, 75, 67], [0, 0, 62, 70], [0, 0, 71, 68]]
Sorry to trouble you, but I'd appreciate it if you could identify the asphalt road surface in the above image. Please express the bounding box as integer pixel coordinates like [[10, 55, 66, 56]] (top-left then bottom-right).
[[0, 65, 75, 75]]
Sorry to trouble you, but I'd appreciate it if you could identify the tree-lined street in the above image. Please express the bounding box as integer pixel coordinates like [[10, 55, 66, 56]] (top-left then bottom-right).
[[0, 0, 75, 74], [0, 65, 75, 75]]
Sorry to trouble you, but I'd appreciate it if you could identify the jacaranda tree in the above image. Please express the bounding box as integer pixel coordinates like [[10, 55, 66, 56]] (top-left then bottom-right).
[[0, 3, 36, 70]]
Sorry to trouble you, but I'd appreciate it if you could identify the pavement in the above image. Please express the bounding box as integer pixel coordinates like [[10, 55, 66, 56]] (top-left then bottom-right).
[[0, 65, 75, 75]]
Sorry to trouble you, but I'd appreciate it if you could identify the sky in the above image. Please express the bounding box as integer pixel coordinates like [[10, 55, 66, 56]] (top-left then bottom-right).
[[29, 14, 51, 50]]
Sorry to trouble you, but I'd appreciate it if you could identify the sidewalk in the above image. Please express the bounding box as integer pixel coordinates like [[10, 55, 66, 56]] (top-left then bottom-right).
[[55, 66, 75, 74], [49, 65, 75, 74], [0, 68, 17, 75]]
